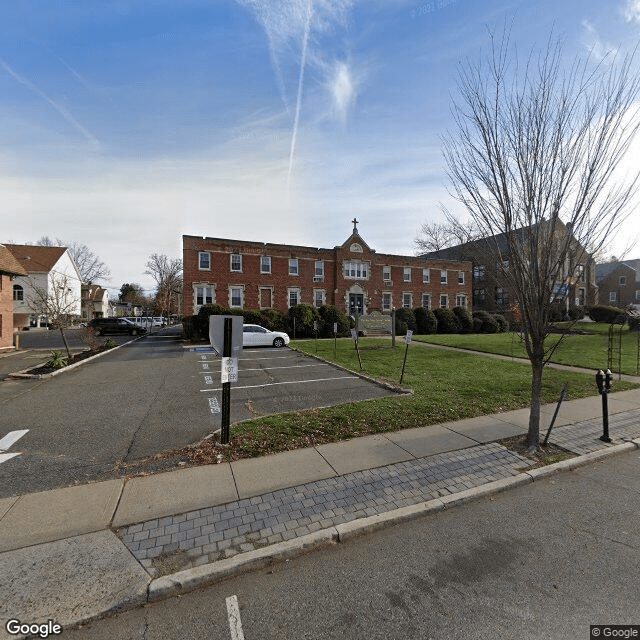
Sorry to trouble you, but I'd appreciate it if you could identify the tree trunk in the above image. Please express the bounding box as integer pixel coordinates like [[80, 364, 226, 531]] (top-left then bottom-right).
[[59, 327, 72, 361], [527, 357, 545, 451]]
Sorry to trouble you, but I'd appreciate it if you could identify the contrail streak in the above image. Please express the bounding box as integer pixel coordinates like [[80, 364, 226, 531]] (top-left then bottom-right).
[[0, 58, 99, 146], [287, 0, 313, 192]]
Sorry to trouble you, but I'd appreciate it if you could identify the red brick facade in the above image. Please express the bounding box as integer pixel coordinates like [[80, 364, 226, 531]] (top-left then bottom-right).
[[0, 274, 13, 349], [183, 229, 472, 318]]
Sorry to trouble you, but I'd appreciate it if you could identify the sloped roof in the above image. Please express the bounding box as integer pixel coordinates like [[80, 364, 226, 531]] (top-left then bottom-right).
[[595, 259, 640, 282], [0, 244, 28, 276], [4, 244, 67, 273]]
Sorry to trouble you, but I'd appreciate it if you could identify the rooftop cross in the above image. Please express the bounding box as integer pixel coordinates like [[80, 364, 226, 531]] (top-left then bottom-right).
[[352, 218, 359, 234]]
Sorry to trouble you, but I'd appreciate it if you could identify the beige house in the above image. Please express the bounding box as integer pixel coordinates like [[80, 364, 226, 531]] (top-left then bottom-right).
[[596, 259, 640, 308], [81, 284, 110, 320], [0, 244, 28, 350]]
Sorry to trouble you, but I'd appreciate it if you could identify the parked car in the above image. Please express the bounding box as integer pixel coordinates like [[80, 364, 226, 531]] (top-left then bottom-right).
[[152, 317, 166, 327], [89, 318, 148, 336], [242, 324, 290, 348]]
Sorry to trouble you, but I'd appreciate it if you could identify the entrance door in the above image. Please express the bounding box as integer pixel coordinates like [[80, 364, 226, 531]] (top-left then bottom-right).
[[349, 293, 364, 315]]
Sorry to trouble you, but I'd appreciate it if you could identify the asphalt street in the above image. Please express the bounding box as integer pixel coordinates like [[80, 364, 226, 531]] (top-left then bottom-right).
[[0, 332, 397, 498], [60, 448, 640, 640]]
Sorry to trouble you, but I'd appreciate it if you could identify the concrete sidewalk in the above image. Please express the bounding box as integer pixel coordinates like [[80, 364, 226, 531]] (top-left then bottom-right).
[[1, 389, 640, 638]]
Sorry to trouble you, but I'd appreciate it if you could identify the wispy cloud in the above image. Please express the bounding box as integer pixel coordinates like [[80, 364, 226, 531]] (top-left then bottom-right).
[[581, 20, 617, 60], [622, 0, 640, 22], [0, 58, 99, 147], [235, 0, 357, 189]]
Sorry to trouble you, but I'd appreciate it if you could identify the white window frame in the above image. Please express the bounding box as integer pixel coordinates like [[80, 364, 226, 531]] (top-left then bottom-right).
[[458, 271, 465, 284], [620, 276, 627, 285], [230, 254, 242, 273], [198, 252, 211, 270], [259, 286, 274, 310], [382, 292, 392, 311], [403, 267, 412, 282], [609, 291, 617, 302], [422, 269, 430, 284], [440, 294, 448, 309], [440, 270, 448, 285], [289, 258, 299, 276], [288, 287, 300, 308], [13, 284, 24, 301], [313, 289, 326, 308], [344, 261, 368, 279], [383, 266, 391, 281], [194, 285, 214, 308], [314, 261, 324, 277], [456, 294, 467, 308], [421, 293, 431, 309], [229, 286, 244, 309], [261, 256, 272, 274], [402, 292, 412, 309]]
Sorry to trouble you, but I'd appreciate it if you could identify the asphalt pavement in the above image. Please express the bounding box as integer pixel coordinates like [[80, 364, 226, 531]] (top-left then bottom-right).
[[1, 380, 639, 638]]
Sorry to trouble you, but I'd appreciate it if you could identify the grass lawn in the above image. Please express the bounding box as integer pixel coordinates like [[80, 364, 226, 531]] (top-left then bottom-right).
[[414, 324, 640, 376], [181, 337, 638, 464]]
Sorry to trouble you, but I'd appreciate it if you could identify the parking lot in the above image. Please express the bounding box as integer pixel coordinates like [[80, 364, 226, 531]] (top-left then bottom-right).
[[193, 345, 400, 425]]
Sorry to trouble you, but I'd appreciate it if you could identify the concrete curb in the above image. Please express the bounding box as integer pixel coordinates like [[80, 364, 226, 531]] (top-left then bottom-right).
[[7, 337, 141, 380], [137, 437, 640, 606], [148, 527, 338, 602]]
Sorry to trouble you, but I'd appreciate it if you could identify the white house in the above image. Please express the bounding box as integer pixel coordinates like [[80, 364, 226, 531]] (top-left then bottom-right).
[[5, 244, 83, 329], [81, 284, 110, 320]]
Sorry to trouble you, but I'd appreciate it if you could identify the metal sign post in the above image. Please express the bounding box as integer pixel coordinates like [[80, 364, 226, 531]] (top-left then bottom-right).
[[351, 328, 363, 370], [400, 330, 412, 384], [314, 320, 318, 353], [334, 322, 337, 358], [221, 317, 232, 445]]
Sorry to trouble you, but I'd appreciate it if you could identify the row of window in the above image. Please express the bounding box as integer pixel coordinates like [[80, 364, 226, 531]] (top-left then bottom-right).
[[198, 252, 466, 284], [473, 262, 586, 282], [609, 290, 640, 302], [194, 285, 468, 311]]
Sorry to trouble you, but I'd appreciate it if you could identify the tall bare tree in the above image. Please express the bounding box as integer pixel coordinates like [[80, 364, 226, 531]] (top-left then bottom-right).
[[28, 273, 80, 359], [36, 237, 111, 283], [443, 28, 640, 450], [145, 253, 183, 319]]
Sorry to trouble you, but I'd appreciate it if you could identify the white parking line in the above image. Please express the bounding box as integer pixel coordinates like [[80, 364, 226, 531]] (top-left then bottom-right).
[[200, 375, 357, 392], [0, 429, 29, 465], [199, 364, 327, 374], [226, 595, 245, 640]]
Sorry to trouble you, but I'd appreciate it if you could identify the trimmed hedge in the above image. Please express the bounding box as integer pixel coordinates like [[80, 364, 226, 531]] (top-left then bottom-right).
[[452, 306, 473, 333], [473, 310, 500, 333], [394, 308, 417, 334], [318, 305, 351, 338], [414, 307, 437, 334], [587, 305, 627, 324]]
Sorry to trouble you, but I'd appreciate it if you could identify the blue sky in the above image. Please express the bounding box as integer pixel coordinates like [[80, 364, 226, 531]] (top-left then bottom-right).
[[2, 0, 640, 297]]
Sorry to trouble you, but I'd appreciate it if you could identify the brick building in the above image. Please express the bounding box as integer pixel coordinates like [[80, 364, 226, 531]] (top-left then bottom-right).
[[183, 222, 472, 318], [596, 259, 640, 308], [0, 244, 28, 351]]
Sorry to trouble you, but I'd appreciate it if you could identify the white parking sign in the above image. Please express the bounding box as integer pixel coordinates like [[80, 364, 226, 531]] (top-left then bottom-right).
[[404, 330, 413, 344], [221, 357, 238, 383]]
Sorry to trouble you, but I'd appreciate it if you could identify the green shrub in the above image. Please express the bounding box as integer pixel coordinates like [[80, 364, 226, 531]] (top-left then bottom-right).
[[260, 308, 289, 332], [242, 309, 264, 326], [196, 304, 242, 339], [318, 305, 350, 338], [414, 307, 437, 334], [587, 305, 626, 324], [394, 308, 417, 334], [46, 350, 67, 369], [472, 317, 484, 333], [473, 310, 499, 333], [493, 314, 510, 332], [433, 308, 461, 334], [288, 303, 320, 338], [182, 315, 200, 340], [452, 306, 473, 333]]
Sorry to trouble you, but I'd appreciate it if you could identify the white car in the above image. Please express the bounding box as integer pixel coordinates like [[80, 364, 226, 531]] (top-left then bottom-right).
[[242, 324, 290, 348]]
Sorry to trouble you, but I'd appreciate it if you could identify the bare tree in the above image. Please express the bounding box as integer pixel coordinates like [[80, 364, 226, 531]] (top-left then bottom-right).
[[144, 254, 183, 319], [36, 237, 111, 283], [443, 28, 640, 450], [414, 215, 480, 255], [28, 273, 80, 359]]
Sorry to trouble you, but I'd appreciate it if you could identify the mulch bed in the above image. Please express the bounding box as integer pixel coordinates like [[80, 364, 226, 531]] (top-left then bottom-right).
[[500, 434, 576, 469], [26, 345, 115, 375]]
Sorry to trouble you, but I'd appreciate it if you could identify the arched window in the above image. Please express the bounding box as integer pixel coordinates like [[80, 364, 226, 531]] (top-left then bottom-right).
[[12, 284, 24, 301]]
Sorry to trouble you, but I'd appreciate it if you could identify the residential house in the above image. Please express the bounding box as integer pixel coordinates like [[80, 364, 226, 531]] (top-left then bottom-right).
[[183, 222, 472, 317], [0, 244, 28, 350], [81, 284, 110, 321], [5, 244, 83, 329], [421, 221, 598, 316], [595, 259, 640, 308]]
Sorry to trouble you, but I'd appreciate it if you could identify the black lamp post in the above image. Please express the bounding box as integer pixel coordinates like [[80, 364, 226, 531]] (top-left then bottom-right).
[[595, 368, 613, 443]]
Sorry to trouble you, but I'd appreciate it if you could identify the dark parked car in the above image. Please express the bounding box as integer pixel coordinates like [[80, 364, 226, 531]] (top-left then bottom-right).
[[88, 318, 148, 336]]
